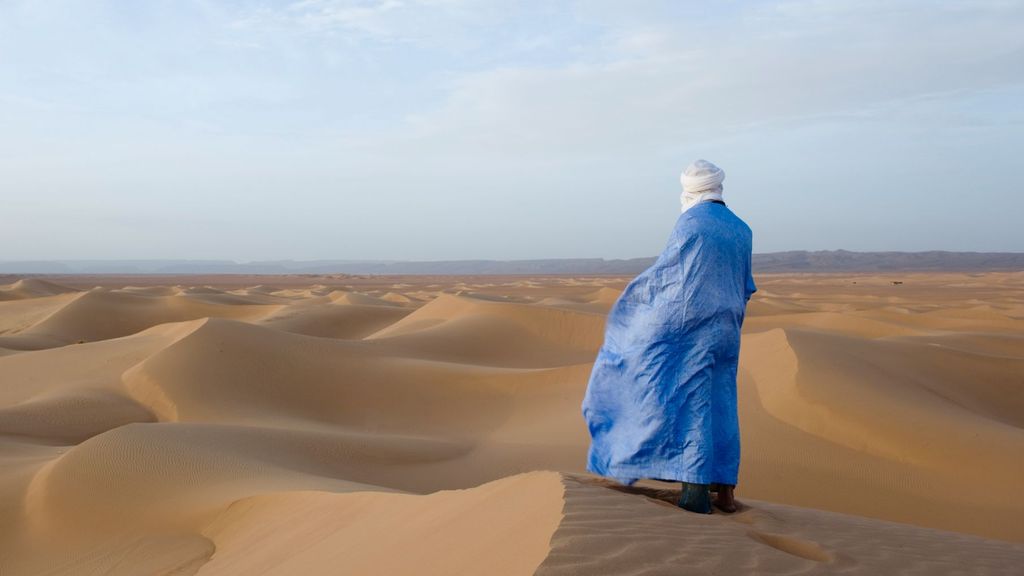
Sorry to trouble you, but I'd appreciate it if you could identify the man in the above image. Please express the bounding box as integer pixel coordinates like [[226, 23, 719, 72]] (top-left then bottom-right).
[[581, 159, 756, 514]]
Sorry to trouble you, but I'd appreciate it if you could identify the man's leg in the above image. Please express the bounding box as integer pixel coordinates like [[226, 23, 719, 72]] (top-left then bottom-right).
[[710, 358, 741, 514], [712, 483, 738, 513], [678, 482, 712, 514]]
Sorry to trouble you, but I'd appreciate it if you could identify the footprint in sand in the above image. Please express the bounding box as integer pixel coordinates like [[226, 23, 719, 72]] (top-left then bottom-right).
[[747, 530, 834, 563]]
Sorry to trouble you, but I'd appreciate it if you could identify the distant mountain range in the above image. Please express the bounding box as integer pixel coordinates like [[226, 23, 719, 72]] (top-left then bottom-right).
[[751, 251, 1023, 273], [0, 251, 1020, 275]]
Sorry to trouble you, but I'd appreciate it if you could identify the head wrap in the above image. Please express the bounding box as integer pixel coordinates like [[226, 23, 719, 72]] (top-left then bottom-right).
[[680, 159, 725, 213]]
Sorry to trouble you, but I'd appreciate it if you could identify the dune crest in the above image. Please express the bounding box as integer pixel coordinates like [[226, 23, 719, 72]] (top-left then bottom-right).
[[197, 471, 565, 576], [0, 278, 80, 300]]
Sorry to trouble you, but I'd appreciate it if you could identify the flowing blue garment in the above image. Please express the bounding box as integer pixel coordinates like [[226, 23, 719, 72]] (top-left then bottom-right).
[[582, 201, 756, 486]]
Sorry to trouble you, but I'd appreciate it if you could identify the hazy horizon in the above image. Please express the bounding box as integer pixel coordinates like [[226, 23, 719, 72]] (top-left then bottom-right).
[[3, 250, 1022, 278], [2, 1, 1022, 261]]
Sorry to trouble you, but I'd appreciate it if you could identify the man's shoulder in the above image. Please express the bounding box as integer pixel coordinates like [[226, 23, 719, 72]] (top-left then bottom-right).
[[677, 204, 752, 235], [728, 209, 753, 235]]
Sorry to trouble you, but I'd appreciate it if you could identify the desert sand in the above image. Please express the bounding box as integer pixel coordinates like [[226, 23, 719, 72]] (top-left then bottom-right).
[[0, 272, 1022, 575]]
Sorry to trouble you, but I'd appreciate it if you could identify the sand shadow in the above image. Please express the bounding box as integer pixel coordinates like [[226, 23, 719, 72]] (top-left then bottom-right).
[[567, 473, 749, 513]]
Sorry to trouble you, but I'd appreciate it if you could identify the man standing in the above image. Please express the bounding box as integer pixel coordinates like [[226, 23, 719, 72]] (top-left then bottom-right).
[[581, 159, 756, 514]]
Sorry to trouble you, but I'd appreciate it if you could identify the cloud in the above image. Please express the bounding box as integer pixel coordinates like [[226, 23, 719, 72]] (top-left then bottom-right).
[[228, 0, 489, 46], [311, 0, 1024, 256], [392, 0, 1024, 159], [230, 0, 402, 39]]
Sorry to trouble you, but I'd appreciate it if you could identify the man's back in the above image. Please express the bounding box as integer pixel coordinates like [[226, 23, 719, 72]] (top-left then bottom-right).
[[673, 201, 755, 324]]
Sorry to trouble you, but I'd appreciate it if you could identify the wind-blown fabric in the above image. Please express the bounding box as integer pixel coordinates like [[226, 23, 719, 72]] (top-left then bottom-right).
[[582, 201, 756, 486]]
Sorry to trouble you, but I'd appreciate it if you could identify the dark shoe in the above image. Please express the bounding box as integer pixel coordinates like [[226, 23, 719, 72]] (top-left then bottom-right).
[[678, 482, 712, 514]]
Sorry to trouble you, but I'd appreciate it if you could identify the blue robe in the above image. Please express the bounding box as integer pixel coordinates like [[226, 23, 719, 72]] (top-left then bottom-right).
[[582, 201, 756, 486]]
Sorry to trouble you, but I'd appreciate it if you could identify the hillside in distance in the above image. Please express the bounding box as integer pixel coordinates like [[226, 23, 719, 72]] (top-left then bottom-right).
[[0, 251, 1021, 275]]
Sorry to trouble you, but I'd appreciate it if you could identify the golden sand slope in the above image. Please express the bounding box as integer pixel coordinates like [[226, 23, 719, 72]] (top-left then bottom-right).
[[198, 471, 565, 576], [0, 273, 1022, 574]]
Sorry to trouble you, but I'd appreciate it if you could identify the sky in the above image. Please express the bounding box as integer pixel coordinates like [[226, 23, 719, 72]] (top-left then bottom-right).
[[1, 0, 1022, 261]]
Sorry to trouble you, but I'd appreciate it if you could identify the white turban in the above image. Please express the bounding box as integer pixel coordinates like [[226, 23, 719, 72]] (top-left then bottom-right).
[[679, 159, 725, 213]]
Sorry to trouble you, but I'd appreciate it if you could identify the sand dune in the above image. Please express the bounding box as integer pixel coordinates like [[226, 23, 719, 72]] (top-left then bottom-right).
[[738, 328, 1024, 540], [365, 293, 606, 367], [0, 278, 80, 300], [198, 471, 564, 576], [0, 272, 1022, 574], [257, 296, 412, 338], [0, 292, 83, 350], [327, 289, 404, 307], [17, 289, 281, 344]]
